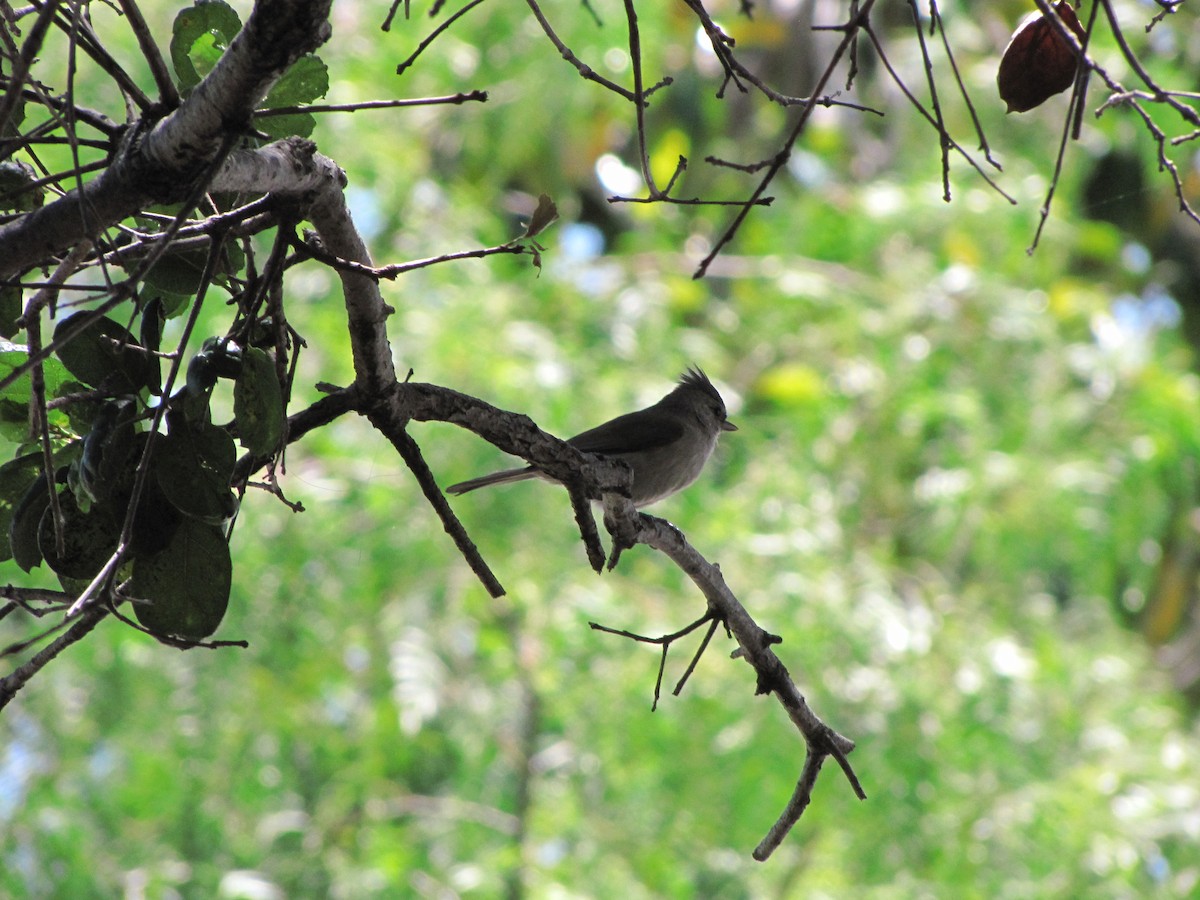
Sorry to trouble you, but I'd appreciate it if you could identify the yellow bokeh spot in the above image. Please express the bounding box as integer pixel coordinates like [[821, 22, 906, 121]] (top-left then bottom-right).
[[757, 363, 826, 407]]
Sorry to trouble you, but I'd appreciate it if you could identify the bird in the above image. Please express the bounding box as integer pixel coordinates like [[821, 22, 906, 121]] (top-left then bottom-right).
[[446, 368, 737, 508]]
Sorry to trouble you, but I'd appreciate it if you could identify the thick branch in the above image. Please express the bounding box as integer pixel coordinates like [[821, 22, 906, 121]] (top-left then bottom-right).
[[0, 0, 333, 280]]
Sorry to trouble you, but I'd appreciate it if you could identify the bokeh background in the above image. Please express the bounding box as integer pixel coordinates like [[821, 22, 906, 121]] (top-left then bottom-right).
[[3, 0, 1200, 896]]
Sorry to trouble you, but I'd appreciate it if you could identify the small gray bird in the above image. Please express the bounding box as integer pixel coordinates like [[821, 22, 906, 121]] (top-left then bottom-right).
[[446, 368, 737, 507]]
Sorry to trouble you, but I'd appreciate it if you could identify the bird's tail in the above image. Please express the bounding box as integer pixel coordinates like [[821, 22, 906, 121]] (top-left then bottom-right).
[[445, 466, 537, 495]]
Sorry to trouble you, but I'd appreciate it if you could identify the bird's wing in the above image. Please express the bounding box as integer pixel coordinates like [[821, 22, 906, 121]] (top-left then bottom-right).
[[568, 409, 685, 455]]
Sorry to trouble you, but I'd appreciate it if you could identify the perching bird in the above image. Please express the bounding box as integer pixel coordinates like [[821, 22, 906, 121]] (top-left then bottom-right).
[[446, 368, 737, 507]]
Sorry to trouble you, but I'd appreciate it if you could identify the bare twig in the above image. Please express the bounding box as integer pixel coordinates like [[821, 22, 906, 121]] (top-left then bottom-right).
[[906, 0, 951, 201], [590, 611, 719, 710], [695, 0, 879, 278], [524, 0, 638, 102], [396, 0, 489, 77], [374, 417, 507, 599], [0, 605, 108, 710], [253, 91, 488, 116], [116, 0, 180, 108], [595, 501, 865, 856]]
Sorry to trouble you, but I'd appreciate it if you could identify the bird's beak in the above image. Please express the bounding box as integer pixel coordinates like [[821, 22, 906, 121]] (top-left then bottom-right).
[[722, 420, 738, 432]]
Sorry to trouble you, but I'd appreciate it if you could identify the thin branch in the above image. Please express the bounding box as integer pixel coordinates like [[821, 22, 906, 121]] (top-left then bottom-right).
[[860, 21, 1016, 200], [524, 0, 638, 102], [621, 0, 656, 194], [395, 0, 489, 77], [0, 605, 108, 710], [374, 418, 507, 599], [1028, 0, 1098, 253], [595, 500, 864, 856], [0, 0, 61, 139], [927, 0, 999, 168], [695, 0, 878, 278], [116, 0, 180, 108], [294, 230, 526, 280], [590, 611, 718, 710], [253, 91, 488, 116], [906, 0, 950, 201], [43, 0, 154, 112]]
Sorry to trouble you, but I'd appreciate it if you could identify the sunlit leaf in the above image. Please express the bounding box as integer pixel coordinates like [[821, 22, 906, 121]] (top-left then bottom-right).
[[170, 0, 243, 93]]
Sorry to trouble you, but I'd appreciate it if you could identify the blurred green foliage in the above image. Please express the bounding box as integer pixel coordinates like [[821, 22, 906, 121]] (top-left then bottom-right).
[[4, 0, 1200, 897]]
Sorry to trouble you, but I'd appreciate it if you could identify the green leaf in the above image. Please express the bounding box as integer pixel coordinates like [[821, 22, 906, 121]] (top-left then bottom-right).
[[255, 112, 317, 141], [156, 420, 238, 523], [170, 0, 243, 93], [0, 451, 43, 563], [132, 518, 231, 640], [233, 347, 284, 455], [52, 313, 154, 393], [0, 343, 70, 404], [0, 345, 72, 442], [256, 55, 328, 140], [264, 55, 329, 107], [143, 244, 209, 296]]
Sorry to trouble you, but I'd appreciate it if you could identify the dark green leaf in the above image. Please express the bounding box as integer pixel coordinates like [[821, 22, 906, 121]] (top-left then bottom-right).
[[0, 399, 29, 444], [77, 398, 139, 504], [233, 347, 284, 455], [39, 488, 119, 580], [9, 470, 49, 571], [132, 518, 231, 640], [170, 0, 243, 93], [0, 451, 43, 563], [55, 380, 103, 436], [0, 285, 21, 337], [140, 298, 165, 393], [0, 160, 44, 213], [53, 312, 154, 393], [156, 420, 238, 523], [129, 477, 182, 558], [156, 292, 193, 319], [143, 245, 209, 296]]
